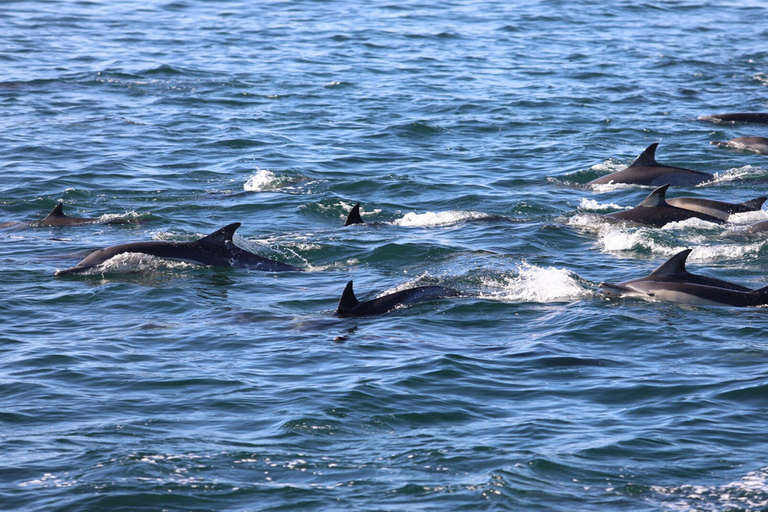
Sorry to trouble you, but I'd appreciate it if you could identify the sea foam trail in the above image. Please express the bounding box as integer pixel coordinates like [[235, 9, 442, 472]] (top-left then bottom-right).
[[392, 211, 495, 227], [479, 263, 592, 303]]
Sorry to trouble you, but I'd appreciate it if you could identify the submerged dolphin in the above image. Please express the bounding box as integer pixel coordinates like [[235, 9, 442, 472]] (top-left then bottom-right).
[[724, 219, 768, 237], [699, 113, 768, 125], [711, 136, 768, 154], [665, 195, 766, 221], [335, 280, 461, 317], [606, 185, 725, 227], [599, 249, 768, 307], [587, 143, 713, 187], [55, 223, 301, 275]]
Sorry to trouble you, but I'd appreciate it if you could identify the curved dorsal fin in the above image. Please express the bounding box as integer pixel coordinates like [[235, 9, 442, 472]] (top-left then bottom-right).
[[344, 203, 365, 226], [337, 280, 359, 313], [649, 249, 693, 276], [741, 196, 767, 211], [44, 203, 66, 219], [199, 223, 241, 244], [627, 142, 660, 168], [639, 184, 670, 207]]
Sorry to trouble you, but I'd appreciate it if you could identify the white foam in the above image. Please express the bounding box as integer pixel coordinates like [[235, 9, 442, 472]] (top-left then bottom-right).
[[244, 169, 291, 192], [82, 253, 199, 275], [651, 467, 768, 512], [392, 210, 492, 227], [479, 263, 592, 303], [729, 209, 768, 225], [578, 198, 630, 211], [708, 165, 768, 185]]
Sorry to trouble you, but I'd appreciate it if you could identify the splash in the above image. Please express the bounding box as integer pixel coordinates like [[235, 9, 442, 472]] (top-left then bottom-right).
[[650, 467, 768, 511], [708, 165, 768, 185], [393, 210, 494, 227], [75, 252, 199, 275], [244, 169, 292, 192], [479, 263, 592, 303], [578, 198, 630, 212]]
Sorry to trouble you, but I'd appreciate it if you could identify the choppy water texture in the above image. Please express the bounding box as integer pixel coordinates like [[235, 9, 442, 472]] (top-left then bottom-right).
[[3, 1, 768, 510]]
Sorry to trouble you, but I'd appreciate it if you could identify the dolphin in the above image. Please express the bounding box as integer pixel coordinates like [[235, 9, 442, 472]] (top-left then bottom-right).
[[724, 219, 768, 237], [30, 203, 136, 227], [599, 249, 768, 307], [600, 249, 753, 293], [665, 195, 766, 221], [344, 203, 365, 226], [699, 113, 768, 125], [605, 185, 725, 227], [587, 143, 713, 187], [335, 280, 461, 317], [711, 136, 768, 154], [55, 223, 302, 275]]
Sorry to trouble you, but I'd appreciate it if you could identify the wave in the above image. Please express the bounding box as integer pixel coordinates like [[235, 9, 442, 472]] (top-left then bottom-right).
[[650, 466, 768, 512]]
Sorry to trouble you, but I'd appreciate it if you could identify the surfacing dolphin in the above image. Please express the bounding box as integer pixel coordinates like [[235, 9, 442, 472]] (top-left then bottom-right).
[[665, 194, 766, 221], [55, 223, 302, 275], [31, 203, 136, 227], [599, 249, 768, 307], [587, 143, 713, 187], [335, 280, 461, 317], [344, 203, 365, 226], [605, 184, 725, 227], [711, 136, 768, 155], [699, 113, 768, 125]]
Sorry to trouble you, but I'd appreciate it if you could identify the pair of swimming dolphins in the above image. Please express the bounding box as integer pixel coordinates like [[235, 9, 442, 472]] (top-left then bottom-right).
[[49, 212, 460, 317]]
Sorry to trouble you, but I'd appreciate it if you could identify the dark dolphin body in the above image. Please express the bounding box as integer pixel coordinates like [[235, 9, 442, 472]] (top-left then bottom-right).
[[606, 185, 725, 227], [699, 113, 768, 125], [711, 136, 768, 154], [56, 223, 302, 275], [335, 280, 461, 317], [599, 249, 768, 307], [31, 203, 136, 227], [587, 143, 713, 187], [666, 195, 766, 221]]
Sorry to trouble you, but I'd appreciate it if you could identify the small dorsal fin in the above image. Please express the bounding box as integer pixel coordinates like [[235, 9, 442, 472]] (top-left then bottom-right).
[[628, 143, 660, 168], [344, 204, 365, 226], [199, 222, 241, 244], [741, 197, 767, 211], [44, 203, 66, 219], [337, 280, 359, 313], [752, 284, 768, 295], [639, 184, 670, 207], [649, 249, 692, 276]]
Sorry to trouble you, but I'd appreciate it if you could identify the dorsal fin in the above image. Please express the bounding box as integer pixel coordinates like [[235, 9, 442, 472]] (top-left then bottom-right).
[[337, 280, 359, 313], [649, 249, 693, 276], [639, 184, 670, 207], [741, 197, 767, 211], [627, 142, 660, 168], [752, 284, 768, 295], [44, 203, 66, 219], [344, 204, 365, 226], [198, 223, 241, 244]]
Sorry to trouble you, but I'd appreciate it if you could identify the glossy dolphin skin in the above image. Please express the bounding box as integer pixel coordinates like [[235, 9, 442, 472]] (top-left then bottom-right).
[[711, 136, 768, 154], [25, 203, 134, 227], [605, 185, 725, 227], [599, 249, 768, 307], [587, 143, 713, 187], [55, 223, 302, 275], [699, 113, 768, 125], [335, 280, 461, 317], [665, 195, 766, 221], [344, 203, 365, 226]]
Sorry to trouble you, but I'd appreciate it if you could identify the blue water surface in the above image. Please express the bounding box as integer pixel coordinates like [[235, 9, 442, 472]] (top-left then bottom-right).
[[3, 1, 768, 510]]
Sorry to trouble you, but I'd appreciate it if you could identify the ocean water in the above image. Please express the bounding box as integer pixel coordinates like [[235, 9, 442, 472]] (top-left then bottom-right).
[[3, 0, 768, 510]]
